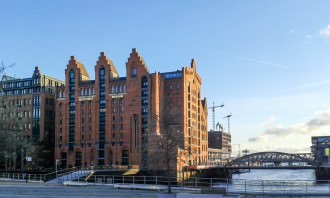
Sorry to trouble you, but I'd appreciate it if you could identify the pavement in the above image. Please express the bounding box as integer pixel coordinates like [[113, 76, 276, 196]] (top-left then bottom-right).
[[0, 181, 237, 198]]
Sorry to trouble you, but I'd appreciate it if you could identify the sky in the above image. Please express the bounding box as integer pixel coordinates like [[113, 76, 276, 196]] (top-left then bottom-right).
[[1, 0, 330, 156]]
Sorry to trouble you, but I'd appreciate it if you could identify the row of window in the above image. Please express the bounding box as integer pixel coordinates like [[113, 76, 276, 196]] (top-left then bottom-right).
[[111, 84, 126, 94], [0, 110, 32, 119], [2, 98, 32, 107], [163, 72, 183, 79], [0, 77, 61, 90], [1, 88, 33, 96], [2, 123, 32, 130], [168, 83, 180, 90], [80, 87, 95, 96], [2, 80, 33, 89]]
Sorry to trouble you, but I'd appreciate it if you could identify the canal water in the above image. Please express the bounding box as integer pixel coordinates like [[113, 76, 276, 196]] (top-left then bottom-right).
[[232, 169, 315, 181], [218, 169, 330, 195]]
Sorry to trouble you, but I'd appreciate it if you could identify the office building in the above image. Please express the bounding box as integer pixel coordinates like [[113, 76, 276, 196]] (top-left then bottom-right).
[[0, 67, 64, 170]]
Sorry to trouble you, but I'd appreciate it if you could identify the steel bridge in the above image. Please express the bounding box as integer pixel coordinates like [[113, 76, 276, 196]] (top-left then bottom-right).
[[231, 152, 315, 167]]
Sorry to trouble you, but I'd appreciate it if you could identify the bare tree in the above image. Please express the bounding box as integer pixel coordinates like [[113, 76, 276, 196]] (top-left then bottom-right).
[[144, 103, 185, 193], [0, 62, 38, 171], [0, 98, 37, 171]]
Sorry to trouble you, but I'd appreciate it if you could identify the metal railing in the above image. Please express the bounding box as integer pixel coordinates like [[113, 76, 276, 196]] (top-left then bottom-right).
[[79, 175, 330, 195], [214, 178, 330, 195], [1, 171, 330, 196], [0, 173, 45, 182]]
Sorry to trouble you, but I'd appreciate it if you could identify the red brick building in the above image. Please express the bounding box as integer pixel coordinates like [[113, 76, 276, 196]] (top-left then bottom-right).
[[55, 49, 208, 172]]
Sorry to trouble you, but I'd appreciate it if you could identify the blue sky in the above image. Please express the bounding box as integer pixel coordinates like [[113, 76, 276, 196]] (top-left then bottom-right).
[[1, 0, 330, 155]]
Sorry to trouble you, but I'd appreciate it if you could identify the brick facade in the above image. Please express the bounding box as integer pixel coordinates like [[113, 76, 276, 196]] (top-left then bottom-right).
[[55, 49, 208, 172]]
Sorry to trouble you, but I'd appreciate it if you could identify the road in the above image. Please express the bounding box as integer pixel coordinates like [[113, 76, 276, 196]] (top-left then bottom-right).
[[0, 182, 159, 198]]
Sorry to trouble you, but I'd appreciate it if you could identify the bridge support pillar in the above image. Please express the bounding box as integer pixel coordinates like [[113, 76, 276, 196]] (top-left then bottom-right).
[[315, 167, 330, 180]]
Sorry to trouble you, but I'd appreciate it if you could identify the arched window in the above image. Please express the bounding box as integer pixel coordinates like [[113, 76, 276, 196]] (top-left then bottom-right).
[[132, 67, 137, 77], [116, 85, 119, 93], [70, 70, 75, 83], [112, 85, 115, 93]]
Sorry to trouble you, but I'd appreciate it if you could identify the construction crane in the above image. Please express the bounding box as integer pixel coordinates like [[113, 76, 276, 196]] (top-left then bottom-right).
[[223, 113, 232, 134], [208, 101, 224, 131]]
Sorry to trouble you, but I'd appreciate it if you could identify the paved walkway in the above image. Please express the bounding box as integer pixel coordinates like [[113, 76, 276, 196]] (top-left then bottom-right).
[[0, 182, 235, 198]]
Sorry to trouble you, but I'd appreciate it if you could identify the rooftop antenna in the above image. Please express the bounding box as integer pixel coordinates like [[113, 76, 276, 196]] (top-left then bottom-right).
[[208, 101, 224, 131]]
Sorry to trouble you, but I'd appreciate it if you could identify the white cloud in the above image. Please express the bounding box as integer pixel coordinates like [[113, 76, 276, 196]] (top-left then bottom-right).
[[216, 52, 289, 70], [248, 135, 268, 143], [320, 24, 330, 37], [249, 109, 330, 142], [296, 79, 330, 89], [259, 116, 277, 129]]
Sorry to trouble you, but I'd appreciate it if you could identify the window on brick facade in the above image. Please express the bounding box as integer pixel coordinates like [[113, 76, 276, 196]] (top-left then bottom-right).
[[132, 67, 136, 77]]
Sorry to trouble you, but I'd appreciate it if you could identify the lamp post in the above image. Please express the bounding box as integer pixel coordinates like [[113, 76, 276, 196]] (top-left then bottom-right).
[[55, 159, 59, 183]]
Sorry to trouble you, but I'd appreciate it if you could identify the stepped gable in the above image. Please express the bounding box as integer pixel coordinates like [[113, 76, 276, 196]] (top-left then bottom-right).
[[201, 98, 207, 110], [127, 48, 150, 73], [69, 55, 89, 78], [97, 52, 118, 74], [191, 58, 197, 69]]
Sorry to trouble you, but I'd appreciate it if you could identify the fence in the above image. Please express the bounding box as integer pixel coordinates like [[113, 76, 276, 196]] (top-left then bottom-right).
[[0, 172, 45, 182], [215, 178, 330, 195], [79, 175, 330, 195], [1, 172, 330, 195]]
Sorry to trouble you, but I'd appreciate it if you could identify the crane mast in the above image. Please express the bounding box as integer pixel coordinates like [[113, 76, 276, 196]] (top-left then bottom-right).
[[208, 101, 224, 131]]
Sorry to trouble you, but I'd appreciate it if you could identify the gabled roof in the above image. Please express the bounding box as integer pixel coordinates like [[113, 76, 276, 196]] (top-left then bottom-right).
[[128, 48, 150, 73], [98, 52, 118, 74], [69, 56, 89, 78]]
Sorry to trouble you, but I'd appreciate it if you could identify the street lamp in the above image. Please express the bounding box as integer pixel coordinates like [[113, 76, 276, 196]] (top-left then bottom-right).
[[55, 159, 59, 183]]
